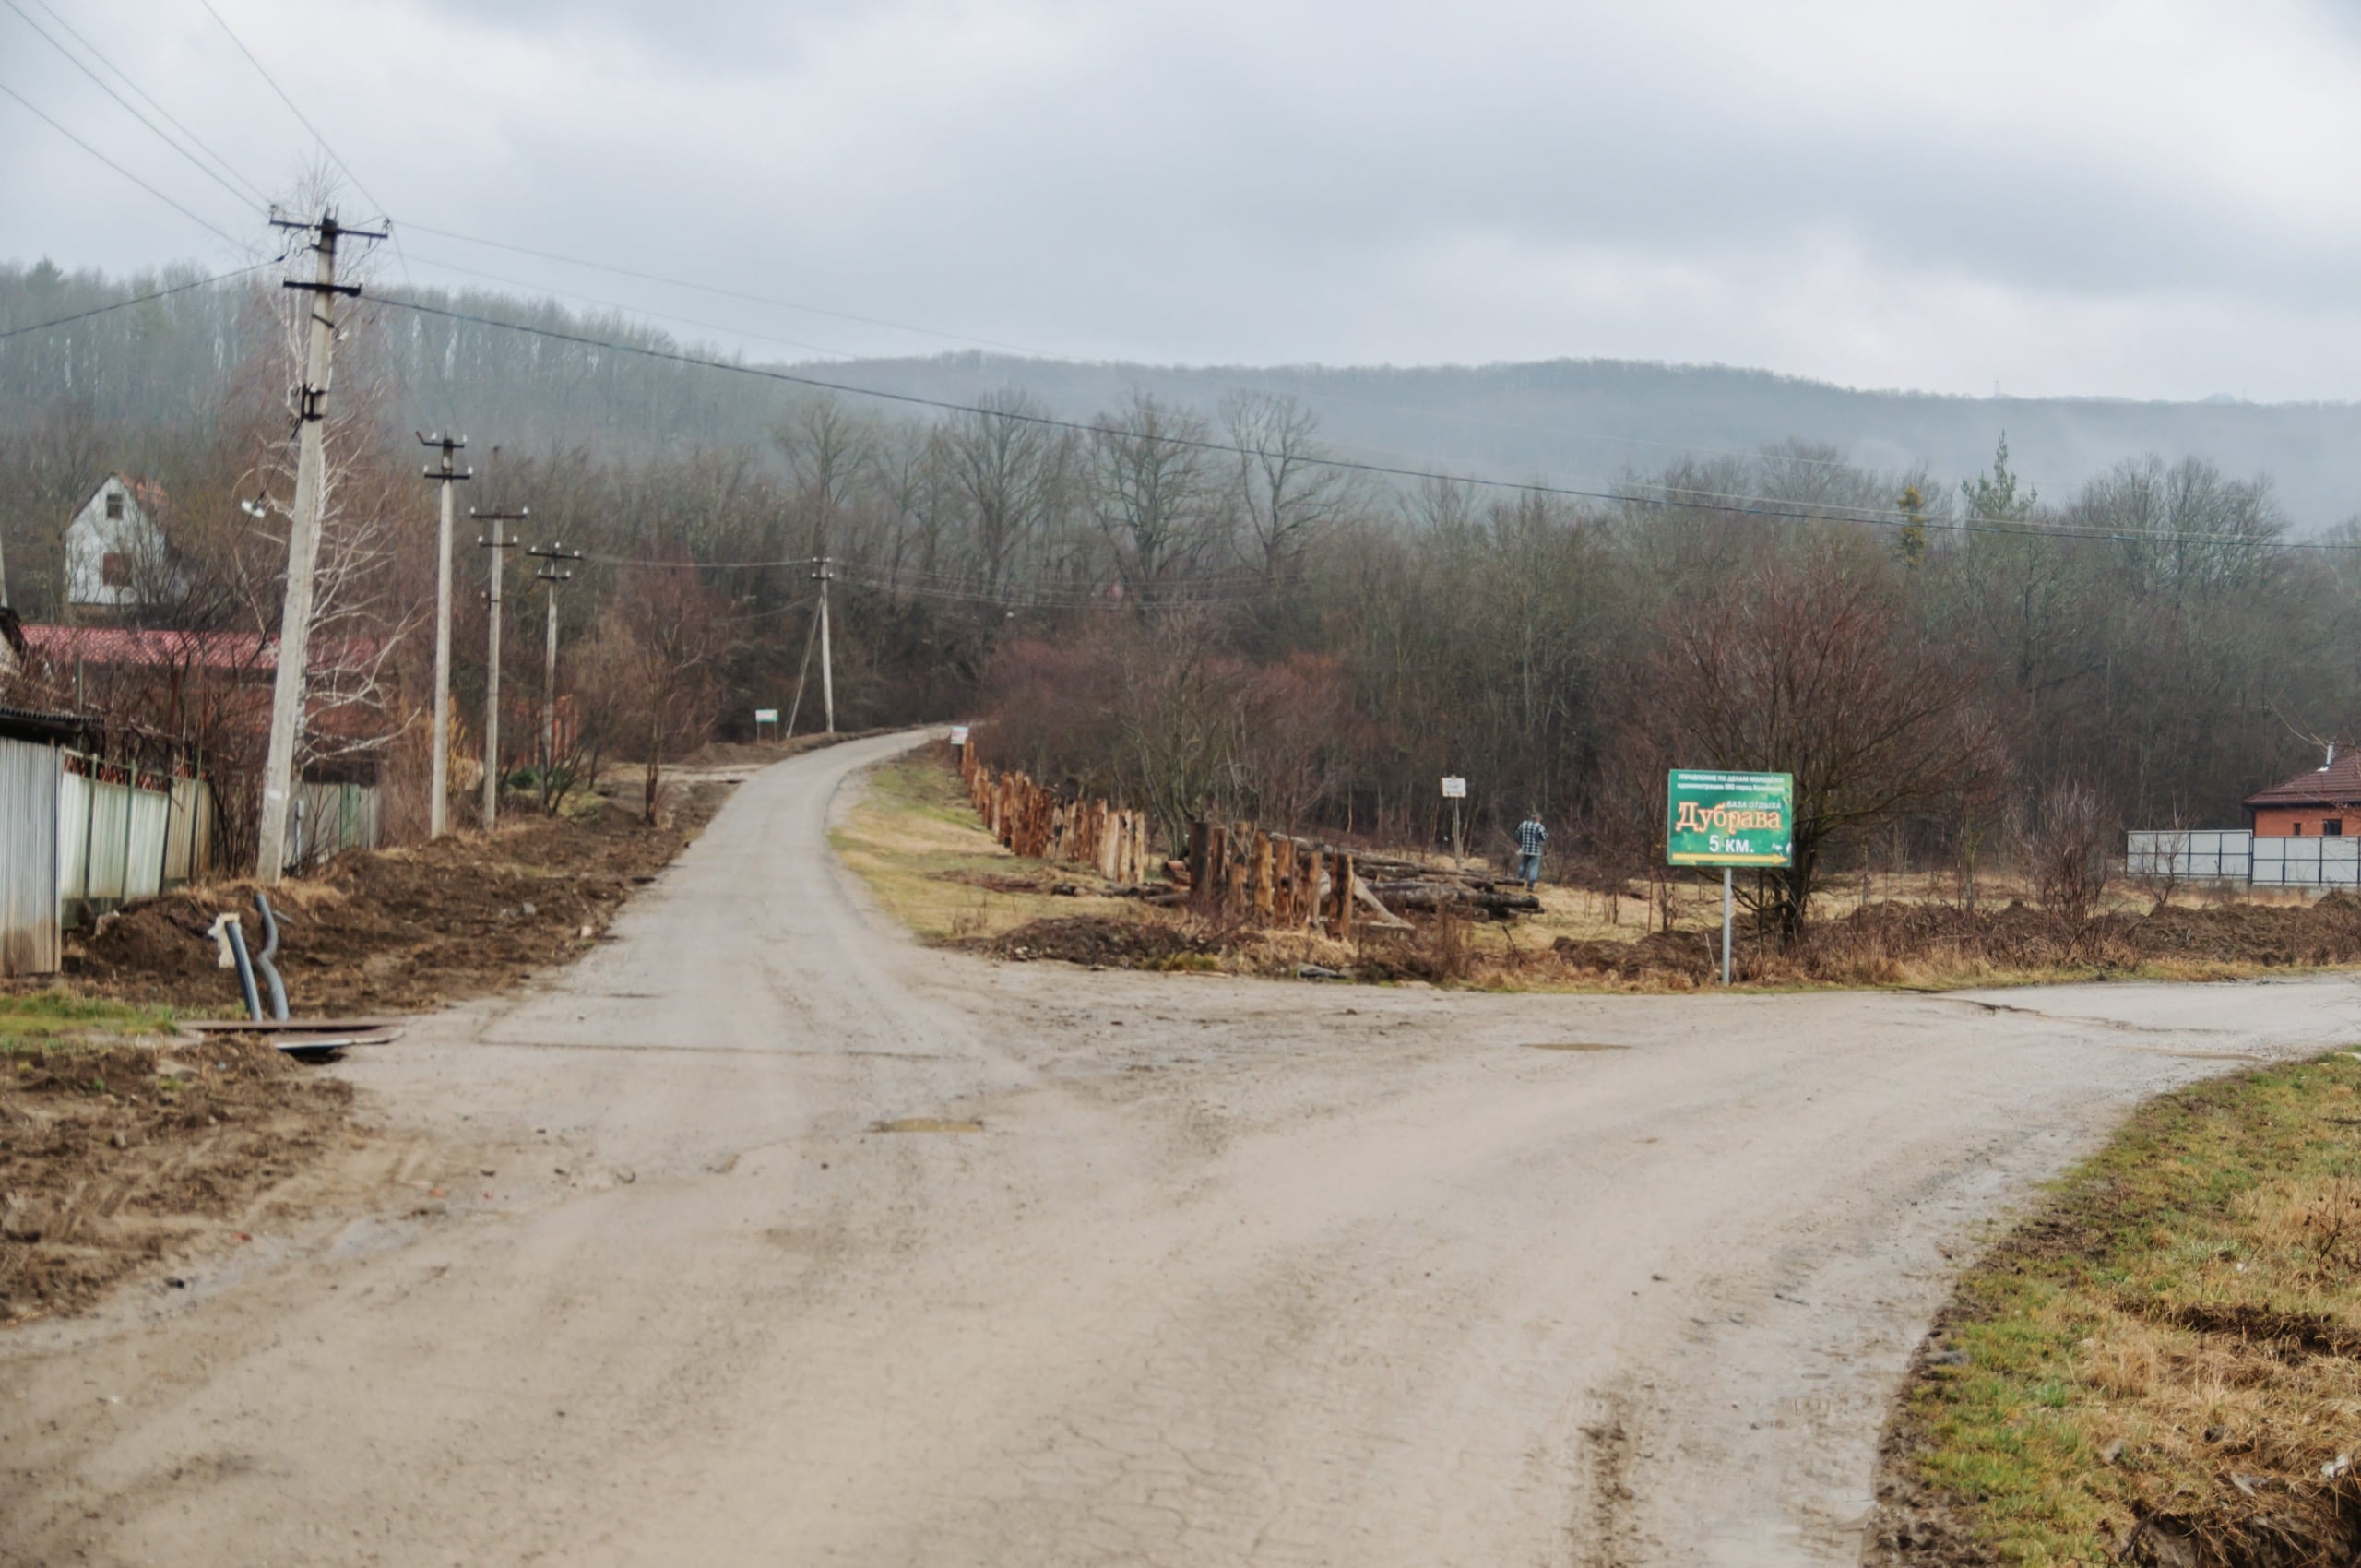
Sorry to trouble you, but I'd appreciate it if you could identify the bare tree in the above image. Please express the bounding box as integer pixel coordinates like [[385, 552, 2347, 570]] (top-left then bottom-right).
[[1648, 541, 1999, 942], [1090, 395, 1226, 604], [1222, 390, 1356, 581], [2016, 776, 2114, 925]]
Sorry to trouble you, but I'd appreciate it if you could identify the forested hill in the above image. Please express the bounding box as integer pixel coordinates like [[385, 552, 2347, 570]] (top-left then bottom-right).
[[820, 356, 2361, 529], [6, 259, 2359, 525]]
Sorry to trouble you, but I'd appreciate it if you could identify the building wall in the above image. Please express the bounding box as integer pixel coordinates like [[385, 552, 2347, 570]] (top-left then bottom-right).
[[2252, 805, 2356, 837], [63, 478, 165, 608]]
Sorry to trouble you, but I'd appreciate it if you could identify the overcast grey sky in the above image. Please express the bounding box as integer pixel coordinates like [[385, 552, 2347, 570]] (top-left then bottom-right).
[[2, 0, 2352, 400]]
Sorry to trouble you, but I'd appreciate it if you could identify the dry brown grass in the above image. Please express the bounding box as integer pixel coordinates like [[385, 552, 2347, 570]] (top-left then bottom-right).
[[1873, 1055, 2361, 1568]]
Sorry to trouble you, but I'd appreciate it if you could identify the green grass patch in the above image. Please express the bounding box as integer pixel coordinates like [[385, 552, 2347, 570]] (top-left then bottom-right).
[[1886, 1051, 2361, 1565], [0, 992, 178, 1051], [833, 746, 1131, 944]]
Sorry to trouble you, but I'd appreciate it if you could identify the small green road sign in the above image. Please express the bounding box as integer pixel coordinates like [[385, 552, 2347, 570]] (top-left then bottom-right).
[[1667, 770, 1794, 867]]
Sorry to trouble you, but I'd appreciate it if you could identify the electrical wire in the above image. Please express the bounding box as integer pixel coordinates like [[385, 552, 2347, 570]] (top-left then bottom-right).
[[198, 0, 386, 217], [0, 263, 271, 339], [2, 0, 264, 213], [0, 78, 251, 251], [24, 0, 271, 206], [399, 250, 858, 362], [368, 290, 2348, 552], [397, 224, 1881, 477]]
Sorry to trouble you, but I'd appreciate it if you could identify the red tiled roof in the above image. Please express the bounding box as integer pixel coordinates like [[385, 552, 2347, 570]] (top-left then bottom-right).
[[19, 624, 379, 674], [2245, 753, 2361, 809]]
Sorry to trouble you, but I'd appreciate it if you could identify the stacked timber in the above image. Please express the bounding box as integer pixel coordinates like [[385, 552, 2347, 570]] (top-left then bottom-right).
[[956, 742, 1152, 885]]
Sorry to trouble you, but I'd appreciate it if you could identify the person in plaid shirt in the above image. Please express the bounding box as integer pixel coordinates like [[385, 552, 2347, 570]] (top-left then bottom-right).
[[1514, 810, 1547, 892]]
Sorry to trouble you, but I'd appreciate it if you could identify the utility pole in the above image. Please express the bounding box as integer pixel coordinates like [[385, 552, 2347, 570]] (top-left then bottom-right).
[[417, 433, 470, 838], [527, 540, 583, 813], [255, 208, 381, 884], [813, 555, 836, 734], [473, 510, 527, 831]]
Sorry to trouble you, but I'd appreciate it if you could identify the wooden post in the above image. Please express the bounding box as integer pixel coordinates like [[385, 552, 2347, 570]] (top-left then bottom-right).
[[1189, 820, 1209, 899], [1204, 825, 1228, 912], [1252, 832, 1275, 917], [1332, 852, 1356, 939], [1226, 827, 1250, 911], [1304, 848, 1324, 931]]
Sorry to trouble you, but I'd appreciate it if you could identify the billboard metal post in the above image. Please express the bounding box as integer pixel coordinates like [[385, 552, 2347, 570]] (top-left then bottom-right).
[[1667, 769, 1794, 987]]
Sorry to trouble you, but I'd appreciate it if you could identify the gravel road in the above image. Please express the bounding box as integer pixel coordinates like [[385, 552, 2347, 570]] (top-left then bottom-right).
[[7, 730, 2360, 1566]]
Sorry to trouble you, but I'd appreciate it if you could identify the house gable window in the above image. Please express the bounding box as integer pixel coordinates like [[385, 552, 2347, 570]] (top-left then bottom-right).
[[105, 491, 124, 520]]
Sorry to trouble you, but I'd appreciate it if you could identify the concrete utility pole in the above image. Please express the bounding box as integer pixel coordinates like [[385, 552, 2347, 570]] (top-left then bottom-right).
[[473, 511, 527, 831], [813, 555, 836, 734], [255, 208, 380, 884], [417, 433, 470, 838], [527, 540, 583, 811]]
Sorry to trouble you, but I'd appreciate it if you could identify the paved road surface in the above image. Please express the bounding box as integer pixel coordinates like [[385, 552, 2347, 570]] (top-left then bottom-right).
[[8, 731, 2360, 1566]]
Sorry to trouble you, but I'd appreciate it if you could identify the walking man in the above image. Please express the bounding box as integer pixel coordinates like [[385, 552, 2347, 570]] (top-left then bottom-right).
[[1514, 808, 1548, 893]]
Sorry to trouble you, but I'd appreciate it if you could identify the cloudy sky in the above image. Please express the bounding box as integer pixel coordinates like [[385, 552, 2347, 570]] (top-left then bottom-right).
[[2, 0, 2353, 401]]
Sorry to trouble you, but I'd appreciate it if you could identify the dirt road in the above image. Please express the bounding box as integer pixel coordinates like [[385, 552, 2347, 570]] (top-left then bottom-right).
[[7, 731, 2359, 1566]]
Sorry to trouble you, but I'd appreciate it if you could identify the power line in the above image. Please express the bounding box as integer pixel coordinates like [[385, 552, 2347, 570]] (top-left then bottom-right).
[[2, 0, 266, 213], [400, 221, 1044, 358], [368, 290, 2349, 552], [399, 250, 858, 361], [0, 263, 271, 339], [198, 0, 386, 217], [397, 222, 1883, 477], [0, 78, 251, 251], [25, 0, 272, 206]]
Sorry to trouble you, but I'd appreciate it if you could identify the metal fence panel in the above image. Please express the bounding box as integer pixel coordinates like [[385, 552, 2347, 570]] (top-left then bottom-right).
[[2252, 836, 2361, 887], [124, 785, 169, 900], [286, 780, 380, 871], [161, 776, 214, 887], [0, 738, 61, 975], [57, 765, 89, 905], [2127, 829, 2252, 882]]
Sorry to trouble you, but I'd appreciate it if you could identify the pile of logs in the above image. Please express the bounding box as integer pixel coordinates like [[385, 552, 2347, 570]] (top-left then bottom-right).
[[1180, 823, 1373, 938], [957, 742, 1153, 885], [953, 740, 1540, 934]]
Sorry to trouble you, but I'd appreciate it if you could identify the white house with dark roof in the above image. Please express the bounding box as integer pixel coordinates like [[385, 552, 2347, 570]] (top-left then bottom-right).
[[63, 474, 176, 612]]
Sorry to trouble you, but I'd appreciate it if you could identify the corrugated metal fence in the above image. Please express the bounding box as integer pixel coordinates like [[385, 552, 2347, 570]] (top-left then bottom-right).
[[2125, 830, 2254, 883], [1, 741, 218, 973], [2126, 828, 2361, 889], [0, 737, 61, 976], [58, 757, 214, 920], [285, 780, 380, 872]]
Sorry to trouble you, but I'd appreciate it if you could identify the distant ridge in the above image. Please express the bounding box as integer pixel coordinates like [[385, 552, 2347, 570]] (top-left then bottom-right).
[[809, 353, 2361, 527]]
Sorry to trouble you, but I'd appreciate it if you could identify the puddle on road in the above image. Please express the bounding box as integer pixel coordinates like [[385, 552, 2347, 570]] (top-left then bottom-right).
[[872, 1118, 985, 1134], [1524, 1042, 1631, 1053]]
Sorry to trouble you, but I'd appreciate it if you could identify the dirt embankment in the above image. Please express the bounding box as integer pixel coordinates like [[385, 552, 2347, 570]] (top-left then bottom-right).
[[974, 894, 2361, 990], [58, 782, 730, 1017], [3, 775, 753, 1325], [2, 1035, 355, 1323]]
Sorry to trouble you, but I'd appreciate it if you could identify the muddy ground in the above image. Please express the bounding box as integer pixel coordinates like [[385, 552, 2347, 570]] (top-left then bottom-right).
[[1, 1035, 358, 1324], [975, 893, 2361, 989], [54, 779, 731, 1017], [0, 767, 771, 1327]]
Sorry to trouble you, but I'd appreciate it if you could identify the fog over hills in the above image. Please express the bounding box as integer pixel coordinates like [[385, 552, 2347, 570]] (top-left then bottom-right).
[[5, 263, 2357, 525], [814, 353, 2361, 528]]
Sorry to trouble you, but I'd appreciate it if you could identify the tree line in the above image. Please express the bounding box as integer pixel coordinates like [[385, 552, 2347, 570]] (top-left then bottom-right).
[[2, 267, 2355, 929]]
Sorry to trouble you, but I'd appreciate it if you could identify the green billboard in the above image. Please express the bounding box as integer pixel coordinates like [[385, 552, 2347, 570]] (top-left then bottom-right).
[[1667, 770, 1794, 867]]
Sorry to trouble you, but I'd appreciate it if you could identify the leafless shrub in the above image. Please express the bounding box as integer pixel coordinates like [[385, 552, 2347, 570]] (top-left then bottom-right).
[[2017, 778, 2115, 926]]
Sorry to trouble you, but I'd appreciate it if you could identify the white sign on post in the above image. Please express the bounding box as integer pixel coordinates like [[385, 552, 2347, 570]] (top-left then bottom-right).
[[950, 725, 971, 746], [754, 708, 779, 724], [1441, 776, 1466, 798]]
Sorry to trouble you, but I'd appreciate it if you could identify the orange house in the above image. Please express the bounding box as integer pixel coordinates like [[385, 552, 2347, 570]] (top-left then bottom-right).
[[2245, 753, 2361, 837]]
